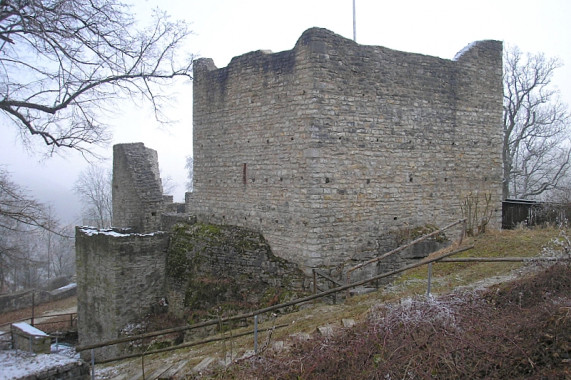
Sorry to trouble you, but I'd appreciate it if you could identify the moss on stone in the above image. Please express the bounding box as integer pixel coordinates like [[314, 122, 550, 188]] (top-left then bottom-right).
[[165, 221, 307, 319], [394, 224, 448, 246], [166, 223, 203, 284], [184, 276, 233, 309]]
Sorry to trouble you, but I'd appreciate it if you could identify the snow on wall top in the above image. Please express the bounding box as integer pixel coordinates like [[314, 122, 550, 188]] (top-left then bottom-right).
[[12, 322, 48, 337]]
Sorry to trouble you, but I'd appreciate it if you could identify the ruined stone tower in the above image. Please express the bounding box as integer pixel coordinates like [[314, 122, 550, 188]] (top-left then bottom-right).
[[188, 28, 503, 271], [77, 142, 170, 360], [76, 29, 504, 359], [112, 143, 164, 232]]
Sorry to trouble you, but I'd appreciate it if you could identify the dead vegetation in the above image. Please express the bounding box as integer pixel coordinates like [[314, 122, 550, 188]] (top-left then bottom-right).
[[7, 227, 567, 379], [188, 227, 570, 379], [211, 262, 570, 379]]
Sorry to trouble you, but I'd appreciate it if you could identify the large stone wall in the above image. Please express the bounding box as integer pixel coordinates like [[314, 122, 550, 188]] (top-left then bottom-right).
[[75, 227, 169, 360], [188, 27, 503, 272]]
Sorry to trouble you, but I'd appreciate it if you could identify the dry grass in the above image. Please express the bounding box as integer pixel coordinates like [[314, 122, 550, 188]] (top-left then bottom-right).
[[391, 226, 565, 296], [220, 262, 570, 379], [90, 226, 571, 378]]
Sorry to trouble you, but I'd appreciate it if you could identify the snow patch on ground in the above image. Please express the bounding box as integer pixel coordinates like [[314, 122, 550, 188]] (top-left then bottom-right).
[[0, 345, 81, 380]]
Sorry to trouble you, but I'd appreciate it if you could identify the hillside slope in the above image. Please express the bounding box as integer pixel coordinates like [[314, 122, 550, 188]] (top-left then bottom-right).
[[92, 227, 570, 379], [218, 262, 570, 379]]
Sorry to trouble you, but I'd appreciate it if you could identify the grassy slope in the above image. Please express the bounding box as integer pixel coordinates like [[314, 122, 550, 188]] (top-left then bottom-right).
[[224, 263, 570, 379], [393, 227, 563, 295], [96, 227, 570, 379]]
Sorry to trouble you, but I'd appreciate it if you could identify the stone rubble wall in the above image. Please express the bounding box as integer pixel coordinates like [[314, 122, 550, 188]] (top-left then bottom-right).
[[74, 222, 307, 361], [189, 27, 503, 273], [30, 361, 90, 380], [166, 222, 308, 318], [0, 285, 77, 314], [75, 227, 169, 361], [112, 143, 166, 233]]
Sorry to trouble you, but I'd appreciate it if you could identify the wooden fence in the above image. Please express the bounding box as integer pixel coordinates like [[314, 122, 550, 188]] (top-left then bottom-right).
[[502, 199, 571, 229]]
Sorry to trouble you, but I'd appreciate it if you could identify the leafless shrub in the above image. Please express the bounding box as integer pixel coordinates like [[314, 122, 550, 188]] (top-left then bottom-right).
[[216, 263, 570, 379], [460, 191, 495, 236]]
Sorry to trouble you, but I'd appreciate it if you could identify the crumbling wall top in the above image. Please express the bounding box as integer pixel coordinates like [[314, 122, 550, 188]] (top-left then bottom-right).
[[112, 142, 164, 232]]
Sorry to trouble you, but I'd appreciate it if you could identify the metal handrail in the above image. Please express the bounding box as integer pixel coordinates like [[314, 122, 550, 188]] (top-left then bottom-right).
[[346, 219, 466, 284], [312, 268, 344, 295], [0, 312, 77, 329], [76, 243, 474, 354]]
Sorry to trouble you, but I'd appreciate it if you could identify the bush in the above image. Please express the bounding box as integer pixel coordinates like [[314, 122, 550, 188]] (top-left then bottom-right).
[[219, 263, 570, 379]]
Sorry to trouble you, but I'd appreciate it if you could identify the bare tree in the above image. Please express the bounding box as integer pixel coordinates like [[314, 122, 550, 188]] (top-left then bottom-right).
[[0, 0, 193, 155], [185, 155, 193, 192], [50, 225, 76, 278], [503, 46, 571, 199], [0, 168, 64, 290], [549, 176, 571, 204], [0, 168, 51, 232], [74, 164, 112, 228], [160, 170, 177, 196], [42, 205, 58, 280]]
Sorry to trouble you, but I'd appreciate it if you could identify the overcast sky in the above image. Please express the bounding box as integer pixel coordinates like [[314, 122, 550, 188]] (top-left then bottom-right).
[[1, 0, 570, 224]]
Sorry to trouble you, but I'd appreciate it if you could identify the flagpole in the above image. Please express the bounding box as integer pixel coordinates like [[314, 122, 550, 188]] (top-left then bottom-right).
[[352, 0, 356, 42]]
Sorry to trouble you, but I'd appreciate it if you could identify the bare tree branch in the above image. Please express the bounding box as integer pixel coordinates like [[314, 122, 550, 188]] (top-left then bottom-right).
[[503, 45, 571, 199], [74, 163, 112, 228], [0, 168, 51, 231], [0, 0, 194, 155], [0, 168, 74, 290]]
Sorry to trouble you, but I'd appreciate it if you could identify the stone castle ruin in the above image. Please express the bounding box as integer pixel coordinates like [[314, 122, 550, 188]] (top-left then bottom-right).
[[188, 28, 503, 269], [76, 28, 503, 359]]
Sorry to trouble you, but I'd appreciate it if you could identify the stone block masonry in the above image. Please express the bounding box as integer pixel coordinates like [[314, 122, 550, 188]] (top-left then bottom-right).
[[75, 227, 169, 361], [112, 143, 166, 233], [166, 222, 308, 318], [11, 322, 51, 354], [75, 28, 504, 361], [189, 27, 503, 273]]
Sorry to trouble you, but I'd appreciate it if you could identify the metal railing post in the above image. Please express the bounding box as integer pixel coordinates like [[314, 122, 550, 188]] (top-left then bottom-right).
[[427, 263, 433, 298], [31, 291, 35, 327], [253, 315, 258, 354], [91, 349, 95, 380]]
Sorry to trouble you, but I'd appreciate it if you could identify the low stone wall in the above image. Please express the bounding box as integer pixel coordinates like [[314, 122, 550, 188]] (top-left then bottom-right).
[[0, 285, 77, 314], [0, 290, 44, 314], [75, 227, 169, 361], [11, 322, 51, 354], [0, 350, 90, 380], [29, 361, 90, 380], [47, 284, 77, 301]]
